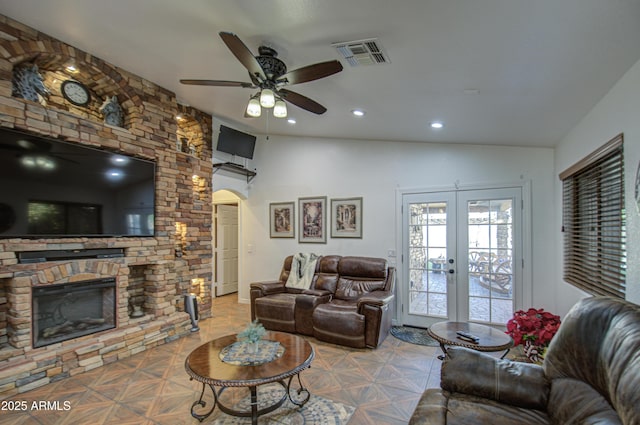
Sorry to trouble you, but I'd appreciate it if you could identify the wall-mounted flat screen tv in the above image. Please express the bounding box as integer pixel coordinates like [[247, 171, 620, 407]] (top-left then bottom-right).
[[216, 125, 256, 159], [0, 127, 155, 238]]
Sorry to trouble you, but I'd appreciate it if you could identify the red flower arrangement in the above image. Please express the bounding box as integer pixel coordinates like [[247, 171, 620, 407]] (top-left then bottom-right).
[[506, 308, 561, 347]]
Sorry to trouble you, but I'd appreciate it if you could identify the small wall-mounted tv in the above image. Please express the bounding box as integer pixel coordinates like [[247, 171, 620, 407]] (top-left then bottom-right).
[[216, 125, 256, 160], [0, 127, 155, 238]]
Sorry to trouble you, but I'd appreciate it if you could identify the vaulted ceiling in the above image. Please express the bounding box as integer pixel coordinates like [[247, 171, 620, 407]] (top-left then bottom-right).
[[1, 0, 640, 147]]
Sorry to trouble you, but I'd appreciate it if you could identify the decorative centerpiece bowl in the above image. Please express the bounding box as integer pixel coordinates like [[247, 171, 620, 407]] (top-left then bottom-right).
[[237, 319, 267, 353]]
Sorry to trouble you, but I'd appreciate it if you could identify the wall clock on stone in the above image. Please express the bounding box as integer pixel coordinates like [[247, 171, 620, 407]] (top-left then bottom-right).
[[60, 80, 91, 106]]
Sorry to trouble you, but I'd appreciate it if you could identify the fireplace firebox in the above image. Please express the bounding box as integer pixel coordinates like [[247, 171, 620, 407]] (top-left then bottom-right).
[[32, 278, 116, 348]]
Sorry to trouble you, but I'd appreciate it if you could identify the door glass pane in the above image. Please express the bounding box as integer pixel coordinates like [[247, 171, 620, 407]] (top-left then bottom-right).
[[467, 199, 513, 323], [408, 202, 447, 317]]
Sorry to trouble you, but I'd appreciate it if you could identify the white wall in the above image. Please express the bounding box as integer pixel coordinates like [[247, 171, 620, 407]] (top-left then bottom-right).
[[554, 58, 640, 314], [237, 135, 556, 318]]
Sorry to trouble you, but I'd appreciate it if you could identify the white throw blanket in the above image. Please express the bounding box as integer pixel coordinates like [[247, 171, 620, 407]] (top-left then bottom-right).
[[285, 253, 319, 290]]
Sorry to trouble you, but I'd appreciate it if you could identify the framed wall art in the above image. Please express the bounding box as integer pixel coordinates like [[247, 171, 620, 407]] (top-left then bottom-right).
[[331, 197, 363, 238], [269, 202, 295, 238], [298, 196, 327, 243]]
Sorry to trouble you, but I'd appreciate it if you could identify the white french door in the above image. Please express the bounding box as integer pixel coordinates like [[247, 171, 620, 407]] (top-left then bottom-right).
[[401, 187, 522, 327]]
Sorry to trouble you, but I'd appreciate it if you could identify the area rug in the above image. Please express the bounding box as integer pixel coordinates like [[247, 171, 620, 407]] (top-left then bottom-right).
[[213, 385, 355, 424], [390, 325, 440, 347]]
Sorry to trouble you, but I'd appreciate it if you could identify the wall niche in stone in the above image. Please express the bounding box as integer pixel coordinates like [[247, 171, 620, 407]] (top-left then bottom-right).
[[175, 106, 213, 161], [10, 57, 133, 130]]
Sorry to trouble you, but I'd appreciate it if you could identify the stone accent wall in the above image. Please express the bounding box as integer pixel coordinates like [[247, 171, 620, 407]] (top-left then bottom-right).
[[0, 15, 214, 398]]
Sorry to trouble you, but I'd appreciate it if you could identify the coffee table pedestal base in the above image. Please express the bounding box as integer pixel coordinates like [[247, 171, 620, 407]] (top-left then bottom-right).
[[190, 373, 311, 424]]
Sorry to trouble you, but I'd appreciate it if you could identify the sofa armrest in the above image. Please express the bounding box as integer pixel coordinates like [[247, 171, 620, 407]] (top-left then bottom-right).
[[357, 290, 394, 310], [408, 389, 448, 425], [294, 292, 332, 335], [441, 347, 549, 410], [250, 280, 286, 321], [250, 280, 285, 296]]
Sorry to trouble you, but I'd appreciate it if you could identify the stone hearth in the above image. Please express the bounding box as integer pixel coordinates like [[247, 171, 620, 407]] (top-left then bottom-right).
[[0, 252, 193, 397]]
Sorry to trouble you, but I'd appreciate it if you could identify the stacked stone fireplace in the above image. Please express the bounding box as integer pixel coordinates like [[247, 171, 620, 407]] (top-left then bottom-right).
[[0, 14, 214, 399], [0, 248, 201, 398]]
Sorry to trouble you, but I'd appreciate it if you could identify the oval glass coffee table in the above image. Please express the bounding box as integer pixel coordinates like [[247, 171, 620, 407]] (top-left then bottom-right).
[[428, 321, 513, 360], [185, 331, 314, 424]]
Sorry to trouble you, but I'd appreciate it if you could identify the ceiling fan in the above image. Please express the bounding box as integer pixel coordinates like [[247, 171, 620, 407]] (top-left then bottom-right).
[[180, 32, 343, 116]]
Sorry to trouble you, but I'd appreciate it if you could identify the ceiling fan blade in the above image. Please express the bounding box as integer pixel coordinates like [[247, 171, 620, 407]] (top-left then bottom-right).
[[180, 79, 255, 88], [277, 60, 343, 85], [278, 89, 327, 115], [219, 31, 266, 81]]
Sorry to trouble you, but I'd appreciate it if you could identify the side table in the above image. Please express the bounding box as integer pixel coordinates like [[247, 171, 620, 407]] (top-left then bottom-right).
[[428, 321, 513, 360]]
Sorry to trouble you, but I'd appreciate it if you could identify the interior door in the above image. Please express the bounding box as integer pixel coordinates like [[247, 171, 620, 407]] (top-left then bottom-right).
[[216, 204, 238, 295], [401, 187, 521, 327]]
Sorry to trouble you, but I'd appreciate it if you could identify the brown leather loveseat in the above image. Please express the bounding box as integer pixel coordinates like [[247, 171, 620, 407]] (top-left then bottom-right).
[[250, 255, 395, 348], [410, 297, 640, 424]]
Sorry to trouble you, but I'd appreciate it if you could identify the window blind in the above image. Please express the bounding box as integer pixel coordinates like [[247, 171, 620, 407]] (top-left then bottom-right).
[[560, 134, 626, 298]]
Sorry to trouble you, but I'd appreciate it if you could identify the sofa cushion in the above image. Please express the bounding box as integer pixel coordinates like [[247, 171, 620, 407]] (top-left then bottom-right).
[[334, 256, 388, 301], [313, 274, 338, 293], [309, 255, 339, 293], [335, 278, 386, 301], [410, 391, 550, 425], [445, 393, 550, 425], [548, 378, 621, 425], [338, 256, 388, 279]]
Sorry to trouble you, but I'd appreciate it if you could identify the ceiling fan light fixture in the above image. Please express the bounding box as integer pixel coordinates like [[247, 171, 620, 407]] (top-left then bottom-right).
[[246, 96, 262, 117], [260, 89, 275, 108], [273, 99, 287, 118]]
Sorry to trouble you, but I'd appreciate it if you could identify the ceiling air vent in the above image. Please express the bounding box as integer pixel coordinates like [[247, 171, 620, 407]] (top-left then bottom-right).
[[332, 38, 389, 67]]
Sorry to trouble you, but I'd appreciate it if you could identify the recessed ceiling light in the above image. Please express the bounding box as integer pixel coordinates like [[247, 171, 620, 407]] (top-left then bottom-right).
[[351, 109, 365, 117], [287, 118, 296, 124], [430, 121, 444, 129]]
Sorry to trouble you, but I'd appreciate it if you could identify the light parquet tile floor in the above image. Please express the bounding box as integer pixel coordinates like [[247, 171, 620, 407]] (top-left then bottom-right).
[[0, 295, 442, 425]]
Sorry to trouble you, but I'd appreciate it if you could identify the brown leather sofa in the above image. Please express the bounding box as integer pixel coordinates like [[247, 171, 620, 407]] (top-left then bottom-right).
[[409, 297, 640, 424], [250, 255, 395, 348]]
